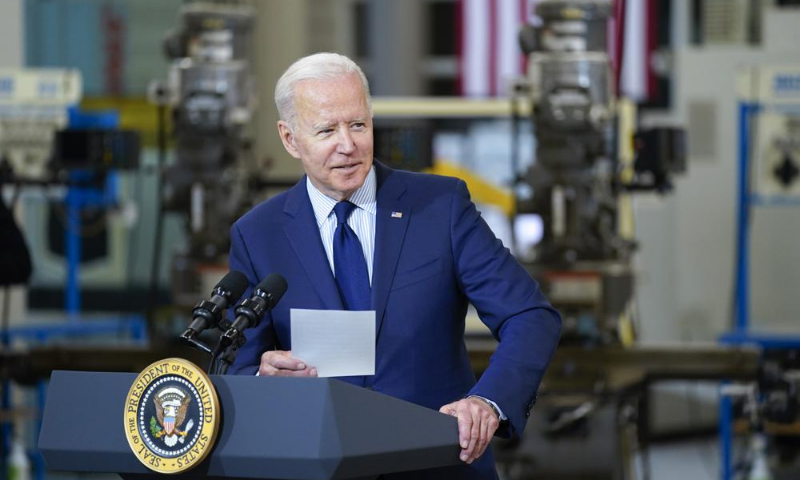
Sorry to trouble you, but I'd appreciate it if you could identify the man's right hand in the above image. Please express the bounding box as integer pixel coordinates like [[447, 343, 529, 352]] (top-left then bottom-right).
[[258, 350, 317, 377]]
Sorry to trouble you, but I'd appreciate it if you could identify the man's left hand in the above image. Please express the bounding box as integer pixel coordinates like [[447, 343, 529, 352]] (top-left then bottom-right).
[[439, 397, 500, 464]]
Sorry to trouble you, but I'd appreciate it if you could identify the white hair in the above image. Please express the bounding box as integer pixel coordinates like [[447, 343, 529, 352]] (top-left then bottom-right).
[[274, 52, 372, 129]]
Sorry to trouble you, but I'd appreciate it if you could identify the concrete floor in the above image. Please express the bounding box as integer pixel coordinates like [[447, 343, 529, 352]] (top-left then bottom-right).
[[647, 439, 721, 480]]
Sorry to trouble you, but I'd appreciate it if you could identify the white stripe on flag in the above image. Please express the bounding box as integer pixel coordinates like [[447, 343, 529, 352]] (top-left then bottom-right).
[[497, 0, 520, 96], [463, 0, 490, 97], [621, 0, 647, 101]]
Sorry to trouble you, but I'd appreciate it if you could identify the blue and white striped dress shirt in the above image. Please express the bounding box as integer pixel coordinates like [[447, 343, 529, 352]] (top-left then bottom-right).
[[306, 166, 377, 286]]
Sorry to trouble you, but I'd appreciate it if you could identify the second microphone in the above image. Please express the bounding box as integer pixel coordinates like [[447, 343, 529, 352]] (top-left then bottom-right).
[[221, 273, 288, 345]]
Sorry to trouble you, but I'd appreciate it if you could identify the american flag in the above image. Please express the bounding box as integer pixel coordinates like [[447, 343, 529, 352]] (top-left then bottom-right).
[[459, 0, 657, 102], [459, 0, 531, 97]]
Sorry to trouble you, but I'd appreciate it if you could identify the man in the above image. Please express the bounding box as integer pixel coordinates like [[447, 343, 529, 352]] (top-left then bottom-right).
[[228, 53, 561, 479]]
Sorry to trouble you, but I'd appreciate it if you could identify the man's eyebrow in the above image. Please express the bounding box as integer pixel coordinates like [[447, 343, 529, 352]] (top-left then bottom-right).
[[311, 118, 367, 130], [312, 121, 335, 131]]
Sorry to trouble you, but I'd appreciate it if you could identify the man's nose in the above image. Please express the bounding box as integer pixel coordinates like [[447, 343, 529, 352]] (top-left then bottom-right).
[[336, 128, 356, 154]]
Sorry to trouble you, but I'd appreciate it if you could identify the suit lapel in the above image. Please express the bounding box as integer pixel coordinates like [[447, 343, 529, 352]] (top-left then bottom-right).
[[282, 179, 344, 310], [372, 162, 410, 339]]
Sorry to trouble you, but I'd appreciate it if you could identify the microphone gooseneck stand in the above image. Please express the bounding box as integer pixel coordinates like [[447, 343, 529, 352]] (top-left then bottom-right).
[[210, 296, 270, 374], [209, 333, 247, 375]]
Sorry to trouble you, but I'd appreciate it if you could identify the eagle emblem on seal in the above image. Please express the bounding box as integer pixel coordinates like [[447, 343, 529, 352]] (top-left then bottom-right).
[[150, 386, 195, 447]]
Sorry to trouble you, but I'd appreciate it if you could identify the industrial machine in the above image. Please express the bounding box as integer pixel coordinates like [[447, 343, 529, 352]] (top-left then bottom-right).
[[516, 0, 684, 346], [0, 69, 140, 314], [149, 0, 257, 308], [0, 69, 82, 180], [494, 3, 800, 480]]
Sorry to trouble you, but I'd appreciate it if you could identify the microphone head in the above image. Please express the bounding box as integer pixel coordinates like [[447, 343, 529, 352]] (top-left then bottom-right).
[[215, 270, 249, 302], [254, 273, 288, 309]]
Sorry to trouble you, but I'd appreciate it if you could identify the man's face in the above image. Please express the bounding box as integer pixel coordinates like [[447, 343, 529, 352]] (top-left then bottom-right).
[[278, 74, 373, 201]]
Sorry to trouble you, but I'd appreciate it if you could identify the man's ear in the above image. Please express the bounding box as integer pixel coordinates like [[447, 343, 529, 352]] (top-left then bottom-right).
[[277, 121, 301, 159]]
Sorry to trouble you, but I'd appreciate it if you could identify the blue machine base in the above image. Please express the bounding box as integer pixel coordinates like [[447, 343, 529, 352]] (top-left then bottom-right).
[[719, 330, 800, 350]]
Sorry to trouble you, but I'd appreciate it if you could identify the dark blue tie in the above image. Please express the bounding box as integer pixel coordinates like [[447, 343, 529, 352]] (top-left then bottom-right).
[[333, 201, 371, 310]]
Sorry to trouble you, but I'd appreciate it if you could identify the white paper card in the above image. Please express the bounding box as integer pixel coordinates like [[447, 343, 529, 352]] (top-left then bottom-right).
[[290, 308, 376, 378]]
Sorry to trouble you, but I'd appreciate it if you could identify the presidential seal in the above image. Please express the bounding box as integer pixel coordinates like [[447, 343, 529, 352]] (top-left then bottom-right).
[[123, 358, 220, 474]]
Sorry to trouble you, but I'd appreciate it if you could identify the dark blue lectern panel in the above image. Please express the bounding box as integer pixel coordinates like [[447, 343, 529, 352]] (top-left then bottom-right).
[[39, 371, 461, 479]]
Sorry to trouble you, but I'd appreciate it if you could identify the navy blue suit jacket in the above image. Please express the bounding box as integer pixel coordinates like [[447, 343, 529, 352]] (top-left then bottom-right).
[[228, 161, 561, 479]]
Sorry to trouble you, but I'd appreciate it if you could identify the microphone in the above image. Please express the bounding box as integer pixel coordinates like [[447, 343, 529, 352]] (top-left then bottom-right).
[[221, 273, 288, 344], [181, 271, 249, 345]]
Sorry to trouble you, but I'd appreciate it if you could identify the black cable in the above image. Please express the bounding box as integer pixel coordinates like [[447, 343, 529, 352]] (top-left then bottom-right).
[[126, 165, 143, 291], [146, 104, 168, 339], [1, 183, 24, 476], [0, 282, 9, 480], [208, 344, 223, 375], [1, 184, 23, 347], [1, 283, 9, 353], [1, 287, 9, 350]]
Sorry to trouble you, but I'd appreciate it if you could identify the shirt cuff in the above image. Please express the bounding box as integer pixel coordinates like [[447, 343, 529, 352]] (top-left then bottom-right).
[[468, 395, 507, 421]]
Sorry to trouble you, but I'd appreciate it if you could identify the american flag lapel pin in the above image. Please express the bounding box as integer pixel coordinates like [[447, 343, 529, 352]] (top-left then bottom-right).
[[391, 211, 403, 219]]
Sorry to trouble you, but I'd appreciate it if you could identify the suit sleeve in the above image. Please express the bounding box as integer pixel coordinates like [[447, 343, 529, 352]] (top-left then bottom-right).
[[449, 180, 562, 438], [227, 222, 277, 375]]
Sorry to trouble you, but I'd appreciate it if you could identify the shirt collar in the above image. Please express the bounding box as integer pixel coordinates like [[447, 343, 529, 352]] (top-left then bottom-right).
[[306, 165, 377, 228]]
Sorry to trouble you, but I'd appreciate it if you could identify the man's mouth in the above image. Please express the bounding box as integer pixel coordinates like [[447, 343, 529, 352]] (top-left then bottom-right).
[[333, 163, 359, 172]]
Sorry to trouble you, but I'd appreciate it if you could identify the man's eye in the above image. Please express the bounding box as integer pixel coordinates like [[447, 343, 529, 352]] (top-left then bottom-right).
[[318, 128, 334, 135], [352, 123, 365, 129]]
